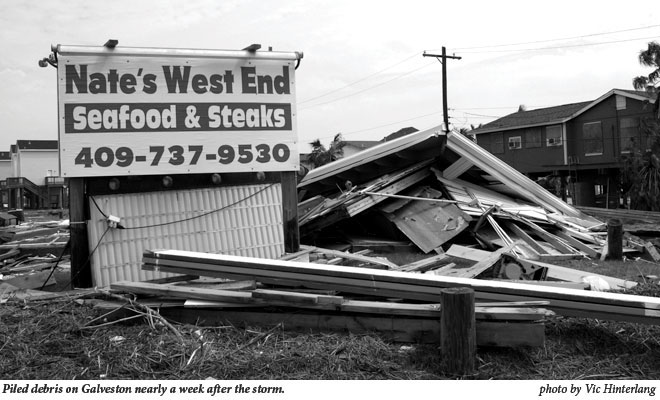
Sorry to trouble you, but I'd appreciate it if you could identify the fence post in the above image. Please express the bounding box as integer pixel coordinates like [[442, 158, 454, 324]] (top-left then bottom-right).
[[440, 287, 476, 376], [607, 218, 623, 260]]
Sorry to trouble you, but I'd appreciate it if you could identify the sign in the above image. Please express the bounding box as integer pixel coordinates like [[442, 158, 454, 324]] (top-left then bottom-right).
[[56, 45, 302, 177]]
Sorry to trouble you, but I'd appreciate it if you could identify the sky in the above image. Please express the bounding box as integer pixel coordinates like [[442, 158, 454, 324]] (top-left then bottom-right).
[[0, 0, 659, 154]]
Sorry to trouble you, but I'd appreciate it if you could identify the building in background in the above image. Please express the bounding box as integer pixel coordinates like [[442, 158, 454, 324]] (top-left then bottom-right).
[[471, 89, 657, 208], [0, 140, 66, 209]]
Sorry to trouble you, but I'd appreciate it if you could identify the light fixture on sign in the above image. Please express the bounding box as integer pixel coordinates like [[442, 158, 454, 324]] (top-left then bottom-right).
[[255, 172, 266, 182], [104, 39, 119, 49], [108, 178, 120, 191], [162, 176, 174, 188], [211, 173, 223, 185], [242, 44, 261, 52]]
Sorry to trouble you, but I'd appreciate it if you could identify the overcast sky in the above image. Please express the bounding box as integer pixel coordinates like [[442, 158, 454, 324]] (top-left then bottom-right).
[[1, 0, 659, 153]]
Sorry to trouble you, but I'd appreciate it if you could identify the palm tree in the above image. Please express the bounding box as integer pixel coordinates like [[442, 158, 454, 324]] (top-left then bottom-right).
[[633, 41, 660, 117], [308, 133, 346, 168], [622, 42, 660, 210]]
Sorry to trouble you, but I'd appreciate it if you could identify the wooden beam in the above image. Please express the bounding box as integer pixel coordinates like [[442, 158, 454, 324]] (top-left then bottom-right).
[[347, 168, 430, 217], [281, 171, 300, 253], [442, 157, 474, 180], [441, 287, 476, 376], [554, 230, 598, 258], [300, 245, 398, 269], [141, 249, 658, 324], [69, 177, 92, 288], [395, 253, 449, 272], [505, 222, 547, 255], [440, 243, 515, 278]]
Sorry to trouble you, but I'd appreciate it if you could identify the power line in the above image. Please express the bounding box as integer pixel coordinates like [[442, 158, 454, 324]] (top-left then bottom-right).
[[446, 24, 660, 51], [454, 35, 660, 54], [298, 61, 435, 110], [298, 52, 421, 104]]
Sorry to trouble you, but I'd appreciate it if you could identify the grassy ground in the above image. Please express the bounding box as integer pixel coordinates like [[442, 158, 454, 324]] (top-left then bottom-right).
[[2, 255, 660, 380]]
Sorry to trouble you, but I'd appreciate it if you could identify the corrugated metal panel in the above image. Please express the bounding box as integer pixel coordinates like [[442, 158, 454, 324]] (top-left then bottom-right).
[[87, 183, 284, 286]]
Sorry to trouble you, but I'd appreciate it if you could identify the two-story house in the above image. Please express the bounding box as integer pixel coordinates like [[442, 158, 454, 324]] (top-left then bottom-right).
[[0, 140, 66, 209], [471, 89, 657, 208]]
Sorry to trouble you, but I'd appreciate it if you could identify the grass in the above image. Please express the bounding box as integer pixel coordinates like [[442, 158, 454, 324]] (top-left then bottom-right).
[[3, 256, 660, 380]]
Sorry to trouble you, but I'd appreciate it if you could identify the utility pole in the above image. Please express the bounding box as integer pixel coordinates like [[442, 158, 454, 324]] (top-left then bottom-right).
[[423, 47, 461, 133]]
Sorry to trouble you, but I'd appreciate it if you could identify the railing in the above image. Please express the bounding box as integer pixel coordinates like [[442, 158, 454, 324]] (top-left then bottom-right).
[[46, 176, 65, 186], [6, 177, 43, 196]]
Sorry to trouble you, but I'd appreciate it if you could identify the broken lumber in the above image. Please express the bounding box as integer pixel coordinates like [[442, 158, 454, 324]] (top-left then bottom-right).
[[142, 250, 657, 324]]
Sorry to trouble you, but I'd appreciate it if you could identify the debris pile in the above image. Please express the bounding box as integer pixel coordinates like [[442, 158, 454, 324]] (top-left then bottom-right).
[[0, 218, 69, 290], [92, 128, 660, 348]]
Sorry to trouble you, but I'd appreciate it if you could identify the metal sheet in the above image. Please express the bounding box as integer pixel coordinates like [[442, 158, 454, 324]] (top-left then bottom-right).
[[385, 191, 471, 253], [87, 184, 284, 286]]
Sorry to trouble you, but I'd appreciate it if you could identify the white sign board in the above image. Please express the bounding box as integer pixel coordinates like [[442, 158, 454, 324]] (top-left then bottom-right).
[[56, 46, 301, 177]]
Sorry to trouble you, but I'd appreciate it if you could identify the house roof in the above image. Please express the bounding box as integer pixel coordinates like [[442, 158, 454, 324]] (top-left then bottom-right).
[[472, 89, 657, 135], [298, 125, 449, 197], [16, 140, 58, 150], [472, 101, 591, 134], [343, 140, 380, 150]]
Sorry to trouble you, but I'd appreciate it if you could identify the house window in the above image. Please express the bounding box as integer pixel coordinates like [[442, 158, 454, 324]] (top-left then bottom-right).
[[616, 95, 626, 110], [508, 136, 522, 150], [546, 125, 562, 146], [525, 128, 542, 148], [492, 132, 504, 154], [620, 117, 640, 153], [583, 121, 603, 156]]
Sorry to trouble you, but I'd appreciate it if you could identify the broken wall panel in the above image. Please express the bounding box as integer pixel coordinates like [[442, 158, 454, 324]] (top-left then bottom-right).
[[384, 199, 471, 253]]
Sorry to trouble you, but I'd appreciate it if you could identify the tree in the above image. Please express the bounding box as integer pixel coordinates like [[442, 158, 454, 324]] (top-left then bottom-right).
[[457, 124, 482, 141], [632, 41, 660, 117], [308, 133, 346, 168], [621, 42, 660, 210]]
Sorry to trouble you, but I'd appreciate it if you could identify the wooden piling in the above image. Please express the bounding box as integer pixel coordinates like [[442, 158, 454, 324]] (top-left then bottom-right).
[[440, 287, 476, 376], [607, 218, 623, 261]]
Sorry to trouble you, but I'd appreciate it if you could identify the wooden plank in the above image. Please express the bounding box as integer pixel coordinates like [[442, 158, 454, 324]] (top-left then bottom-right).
[[347, 168, 431, 217], [279, 247, 315, 261], [142, 251, 657, 311], [445, 244, 492, 261], [644, 242, 660, 262], [442, 156, 474, 180], [445, 245, 634, 291], [183, 279, 257, 291], [505, 222, 547, 254], [252, 288, 344, 305], [69, 177, 92, 288], [425, 263, 458, 275], [554, 230, 598, 258], [492, 280, 590, 290], [513, 217, 578, 254], [395, 253, 449, 272], [537, 254, 587, 261], [144, 259, 660, 323], [281, 171, 300, 253], [300, 245, 398, 269], [144, 275, 199, 284], [440, 244, 515, 278], [110, 281, 253, 303]]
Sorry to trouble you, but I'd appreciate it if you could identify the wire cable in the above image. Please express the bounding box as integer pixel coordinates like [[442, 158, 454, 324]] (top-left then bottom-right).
[[298, 61, 435, 110], [298, 52, 421, 104], [89, 183, 275, 230], [454, 35, 660, 54], [446, 24, 660, 51], [59, 226, 110, 291]]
